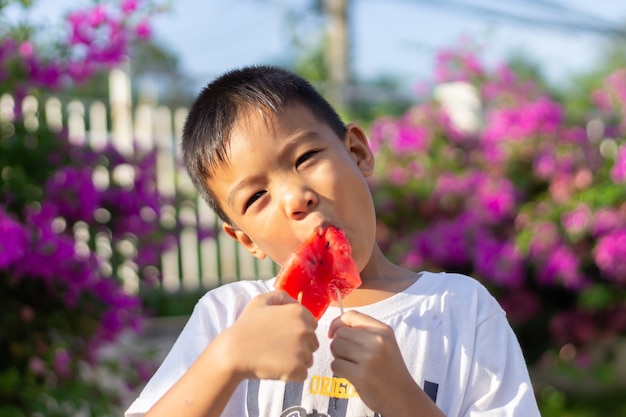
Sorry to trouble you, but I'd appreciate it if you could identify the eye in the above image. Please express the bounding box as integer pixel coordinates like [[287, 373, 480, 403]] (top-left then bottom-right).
[[296, 150, 319, 168], [244, 190, 266, 211]]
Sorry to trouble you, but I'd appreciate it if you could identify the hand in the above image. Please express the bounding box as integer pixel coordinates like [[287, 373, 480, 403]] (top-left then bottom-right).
[[328, 311, 444, 417], [217, 290, 319, 382]]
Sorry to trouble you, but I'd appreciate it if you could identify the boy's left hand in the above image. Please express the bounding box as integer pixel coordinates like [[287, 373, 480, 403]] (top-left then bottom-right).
[[328, 310, 444, 417]]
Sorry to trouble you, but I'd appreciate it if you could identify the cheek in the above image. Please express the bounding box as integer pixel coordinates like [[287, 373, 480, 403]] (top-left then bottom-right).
[[247, 230, 297, 267]]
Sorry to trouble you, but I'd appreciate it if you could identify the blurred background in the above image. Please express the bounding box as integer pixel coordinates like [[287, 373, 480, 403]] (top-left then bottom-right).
[[1, 0, 626, 416]]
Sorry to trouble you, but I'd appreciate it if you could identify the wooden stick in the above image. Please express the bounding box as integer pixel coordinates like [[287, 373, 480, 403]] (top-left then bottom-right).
[[334, 287, 344, 315], [297, 291, 303, 304]]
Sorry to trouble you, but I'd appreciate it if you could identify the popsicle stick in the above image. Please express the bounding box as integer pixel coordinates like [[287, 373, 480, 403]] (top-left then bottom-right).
[[334, 287, 344, 315], [297, 291, 303, 304]]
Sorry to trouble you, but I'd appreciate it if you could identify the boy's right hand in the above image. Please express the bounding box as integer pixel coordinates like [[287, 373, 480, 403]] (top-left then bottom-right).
[[215, 290, 319, 382]]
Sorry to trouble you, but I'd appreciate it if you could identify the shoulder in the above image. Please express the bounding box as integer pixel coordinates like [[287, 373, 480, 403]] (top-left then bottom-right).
[[197, 278, 275, 304], [415, 271, 504, 322], [192, 278, 276, 328], [418, 271, 492, 294]]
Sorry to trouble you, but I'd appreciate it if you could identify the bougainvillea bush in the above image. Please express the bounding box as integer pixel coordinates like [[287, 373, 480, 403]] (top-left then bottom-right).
[[369, 43, 626, 388], [0, 1, 175, 415]]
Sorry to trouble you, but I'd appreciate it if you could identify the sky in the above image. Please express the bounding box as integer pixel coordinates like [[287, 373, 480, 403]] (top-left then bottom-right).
[[7, 0, 626, 93], [144, 0, 626, 90]]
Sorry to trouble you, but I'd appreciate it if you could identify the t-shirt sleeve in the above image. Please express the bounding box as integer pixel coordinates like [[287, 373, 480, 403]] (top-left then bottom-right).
[[124, 301, 214, 417], [123, 280, 269, 417], [461, 306, 541, 417]]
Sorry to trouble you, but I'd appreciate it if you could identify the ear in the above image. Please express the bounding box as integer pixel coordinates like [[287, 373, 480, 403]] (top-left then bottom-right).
[[344, 123, 375, 177], [222, 222, 267, 260]]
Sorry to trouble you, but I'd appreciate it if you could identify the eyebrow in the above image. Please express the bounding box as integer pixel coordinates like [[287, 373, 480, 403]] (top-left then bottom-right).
[[226, 130, 322, 209]]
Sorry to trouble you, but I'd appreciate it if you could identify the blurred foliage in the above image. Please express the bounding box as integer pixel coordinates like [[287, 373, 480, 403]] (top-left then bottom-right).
[[0, 0, 178, 415], [365, 39, 626, 415]]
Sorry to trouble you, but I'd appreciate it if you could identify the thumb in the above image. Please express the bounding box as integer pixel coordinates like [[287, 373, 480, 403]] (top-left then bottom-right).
[[328, 310, 371, 338]]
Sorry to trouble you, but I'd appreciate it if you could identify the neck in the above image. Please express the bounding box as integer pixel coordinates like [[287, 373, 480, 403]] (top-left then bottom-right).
[[340, 244, 419, 308]]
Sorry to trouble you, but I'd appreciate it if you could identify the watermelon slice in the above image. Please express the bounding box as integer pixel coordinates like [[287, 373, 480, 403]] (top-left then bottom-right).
[[274, 226, 361, 319]]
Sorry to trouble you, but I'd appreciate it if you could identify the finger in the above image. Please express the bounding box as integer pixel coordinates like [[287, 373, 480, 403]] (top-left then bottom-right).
[[330, 334, 361, 363], [330, 357, 361, 380], [328, 310, 386, 338]]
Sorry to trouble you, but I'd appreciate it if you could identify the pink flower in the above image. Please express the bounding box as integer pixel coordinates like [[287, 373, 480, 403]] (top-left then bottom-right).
[[28, 357, 46, 376], [592, 208, 624, 237], [390, 124, 429, 153], [121, 0, 139, 14], [529, 221, 560, 260], [18, 42, 34, 58], [472, 176, 518, 223], [594, 228, 626, 282], [611, 145, 626, 183], [135, 20, 151, 40], [549, 174, 574, 204], [88, 5, 107, 26], [537, 244, 586, 289], [368, 117, 394, 154], [561, 204, 592, 237], [482, 97, 563, 144], [533, 149, 556, 179]]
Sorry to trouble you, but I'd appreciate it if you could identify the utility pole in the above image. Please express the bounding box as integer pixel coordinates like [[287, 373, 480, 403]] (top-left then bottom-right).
[[324, 0, 350, 109]]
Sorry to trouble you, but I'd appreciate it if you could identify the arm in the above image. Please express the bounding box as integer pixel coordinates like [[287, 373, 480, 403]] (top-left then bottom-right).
[[146, 290, 319, 417], [328, 311, 445, 417]]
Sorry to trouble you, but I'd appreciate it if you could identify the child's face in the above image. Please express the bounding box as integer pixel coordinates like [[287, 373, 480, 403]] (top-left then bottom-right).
[[208, 102, 377, 271]]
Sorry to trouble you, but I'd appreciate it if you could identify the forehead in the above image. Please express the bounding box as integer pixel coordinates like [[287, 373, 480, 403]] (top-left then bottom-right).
[[225, 102, 332, 159], [206, 102, 338, 200]]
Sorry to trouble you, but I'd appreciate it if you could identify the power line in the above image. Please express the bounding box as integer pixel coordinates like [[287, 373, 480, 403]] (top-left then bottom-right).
[[407, 0, 626, 37]]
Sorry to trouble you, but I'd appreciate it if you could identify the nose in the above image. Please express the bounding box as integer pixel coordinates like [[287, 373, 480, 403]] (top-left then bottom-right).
[[283, 182, 318, 220]]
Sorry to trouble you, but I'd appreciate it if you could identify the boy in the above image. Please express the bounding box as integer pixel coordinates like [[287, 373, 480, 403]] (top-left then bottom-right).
[[125, 65, 540, 417]]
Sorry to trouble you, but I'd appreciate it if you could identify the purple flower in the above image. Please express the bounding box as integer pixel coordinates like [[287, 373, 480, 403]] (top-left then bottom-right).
[[537, 244, 586, 289], [0, 207, 29, 269], [44, 167, 100, 222], [30, 60, 63, 89], [91, 280, 142, 341], [474, 233, 525, 288], [413, 213, 477, 268], [53, 348, 72, 379]]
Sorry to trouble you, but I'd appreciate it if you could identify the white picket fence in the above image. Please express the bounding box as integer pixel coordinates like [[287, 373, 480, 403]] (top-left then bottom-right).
[[1, 68, 277, 293]]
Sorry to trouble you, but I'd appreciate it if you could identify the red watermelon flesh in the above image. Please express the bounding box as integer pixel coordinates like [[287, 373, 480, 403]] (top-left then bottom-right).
[[274, 226, 361, 319]]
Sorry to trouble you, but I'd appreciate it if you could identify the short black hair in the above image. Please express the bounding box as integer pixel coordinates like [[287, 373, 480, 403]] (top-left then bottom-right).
[[181, 65, 347, 224]]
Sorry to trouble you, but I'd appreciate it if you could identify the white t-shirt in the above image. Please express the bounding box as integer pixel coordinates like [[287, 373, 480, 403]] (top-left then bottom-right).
[[125, 271, 540, 417]]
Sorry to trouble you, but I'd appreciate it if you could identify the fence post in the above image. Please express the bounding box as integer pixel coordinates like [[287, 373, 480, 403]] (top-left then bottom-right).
[[109, 67, 134, 155]]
